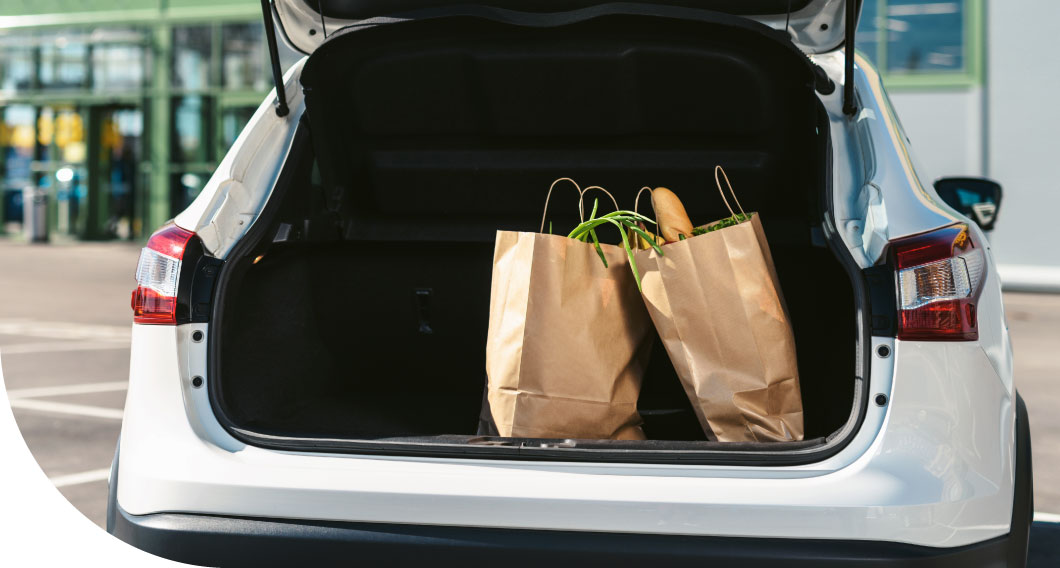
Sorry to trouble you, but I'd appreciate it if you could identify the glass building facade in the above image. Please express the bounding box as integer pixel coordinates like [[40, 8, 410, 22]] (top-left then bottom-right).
[[0, 0, 982, 241], [0, 0, 299, 240], [856, 0, 983, 87]]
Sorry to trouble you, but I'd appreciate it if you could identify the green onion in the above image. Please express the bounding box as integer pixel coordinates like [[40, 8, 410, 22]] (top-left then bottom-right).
[[564, 199, 663, 291], [691, 212, 753, 236]]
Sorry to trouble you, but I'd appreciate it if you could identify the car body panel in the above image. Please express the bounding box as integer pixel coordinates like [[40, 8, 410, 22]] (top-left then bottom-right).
[[814, 50, 962, 267], [116, 317, 1013, 548]]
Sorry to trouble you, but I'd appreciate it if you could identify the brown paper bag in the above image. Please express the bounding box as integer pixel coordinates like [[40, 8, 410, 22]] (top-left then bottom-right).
[[634, 167, 804, 442], [485, 179, 653, 440]]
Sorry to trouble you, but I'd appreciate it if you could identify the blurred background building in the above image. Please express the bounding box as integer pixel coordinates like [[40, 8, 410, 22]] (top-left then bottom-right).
[[0, 0, 299, 242], [859, 0, 1060, 290], [0, 0, 1057, 288]]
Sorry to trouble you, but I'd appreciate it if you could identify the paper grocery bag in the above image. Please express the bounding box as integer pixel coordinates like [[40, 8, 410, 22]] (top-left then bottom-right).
[[634, 167, 804, 442], [485, 181, 653, 440]]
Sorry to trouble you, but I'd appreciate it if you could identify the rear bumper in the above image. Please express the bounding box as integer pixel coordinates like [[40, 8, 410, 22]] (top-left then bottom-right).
[[108, 507, 1018, 568], [118, 323, 1021, 547], [108, 394, 1032, 567]]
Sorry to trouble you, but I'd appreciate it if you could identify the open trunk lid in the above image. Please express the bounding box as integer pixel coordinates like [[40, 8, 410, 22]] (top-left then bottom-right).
[[271, 0, 860, 55]]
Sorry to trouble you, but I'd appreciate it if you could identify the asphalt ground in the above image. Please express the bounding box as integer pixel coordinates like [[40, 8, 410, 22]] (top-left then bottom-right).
[[1, 239, 1058, 564], [0, 240, 138, 530]]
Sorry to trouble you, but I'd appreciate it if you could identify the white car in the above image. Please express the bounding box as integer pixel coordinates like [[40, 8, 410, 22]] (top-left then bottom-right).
[[107, 1, 1032, 565]]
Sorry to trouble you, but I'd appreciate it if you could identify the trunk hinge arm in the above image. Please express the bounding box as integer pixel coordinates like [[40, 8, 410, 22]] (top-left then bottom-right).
[[842, 0, 858, 116], [261, 0, 290, 117]]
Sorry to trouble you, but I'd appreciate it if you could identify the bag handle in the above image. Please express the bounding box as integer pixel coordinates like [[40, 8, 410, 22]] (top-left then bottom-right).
[[583, 185, 621, 216], [633, 186, 654, 217], [714, 165, 747, 221], [632, 186, 660, 242], [539, 177, 620, 233]]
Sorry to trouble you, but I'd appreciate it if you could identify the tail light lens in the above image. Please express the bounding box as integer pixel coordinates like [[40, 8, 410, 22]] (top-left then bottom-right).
[[132, 224, 195, 324], [889, 224, 985, 341]]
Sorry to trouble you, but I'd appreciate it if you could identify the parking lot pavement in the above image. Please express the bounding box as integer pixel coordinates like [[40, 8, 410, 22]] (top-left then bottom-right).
[[1, 239, 1059, 544], [1007, 292, 1060, 514], [1, 240, 139, 528]]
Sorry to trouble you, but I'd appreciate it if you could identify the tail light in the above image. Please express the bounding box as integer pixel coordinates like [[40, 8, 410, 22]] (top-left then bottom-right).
[[132, 224, 195, 324], [888, 224, 985, 341]]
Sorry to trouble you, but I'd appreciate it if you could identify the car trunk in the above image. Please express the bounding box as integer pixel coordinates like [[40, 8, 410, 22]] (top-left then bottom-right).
[[209, 8, 867, 463]]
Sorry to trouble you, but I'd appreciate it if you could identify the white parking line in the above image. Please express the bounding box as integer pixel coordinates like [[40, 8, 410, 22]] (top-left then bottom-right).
[[0, 341, 130, 355], [50, 468, 111, 489], [1036, 511, 1060, 523], [6, 381, 128, 400], [0, 319, 131, 342], [8, 399, 124, 420]]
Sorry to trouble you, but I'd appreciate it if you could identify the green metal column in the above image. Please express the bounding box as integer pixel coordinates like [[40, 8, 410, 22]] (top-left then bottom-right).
[[83, 106, 107, 240], [147, 22, 172, 233], [82, 40, 107, 241]]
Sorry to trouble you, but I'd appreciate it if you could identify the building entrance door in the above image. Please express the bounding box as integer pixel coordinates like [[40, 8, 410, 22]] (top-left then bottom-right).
[[85, 105, 143, 240]]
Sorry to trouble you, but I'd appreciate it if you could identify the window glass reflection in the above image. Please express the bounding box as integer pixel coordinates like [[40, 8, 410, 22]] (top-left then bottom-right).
[[89, 28, 149, 92], [39, 32, 88, 90], [1, 105, 37, 227], [172, 26, 212, 89], [26, 106, 89, 236], [171, 96, 212, 163], [886, 0, 965, 73], [0, 32, 35, 92], [856, 0, 968, 75], [856, 0, 880, 67], [98, 108, 143, 238], [222, 23, 266, 90], [93, 45, 146, 92]]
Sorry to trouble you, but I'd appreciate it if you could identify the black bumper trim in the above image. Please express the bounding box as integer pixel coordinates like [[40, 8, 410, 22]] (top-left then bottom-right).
[[108, 394, 1032, 567], [109, 508, 1017, 568]]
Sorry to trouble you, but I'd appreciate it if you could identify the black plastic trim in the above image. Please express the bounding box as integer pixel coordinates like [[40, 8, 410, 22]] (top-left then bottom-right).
[[816, 101, 872, 454], [174, 236, 224, 325], [1008, 392, 1033, 567], [221, 428, 846, 464], [261, 0, 291, 116], [842, 0, 858, 115], [109, 506, 1014, 567], [813, 62, 836, 95], [864, 264, 897, 337], [105, 437, 119, 534]]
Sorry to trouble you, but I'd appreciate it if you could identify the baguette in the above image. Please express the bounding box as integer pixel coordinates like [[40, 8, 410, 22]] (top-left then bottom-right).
[[652, 187, 694, 242]]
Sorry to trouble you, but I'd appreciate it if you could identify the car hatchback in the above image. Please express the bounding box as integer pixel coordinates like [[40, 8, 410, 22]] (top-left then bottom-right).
[[108, 1, 1031, 565]]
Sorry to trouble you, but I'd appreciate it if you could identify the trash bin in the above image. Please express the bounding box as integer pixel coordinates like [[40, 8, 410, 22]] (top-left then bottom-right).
[[22, 185, 48, 243]]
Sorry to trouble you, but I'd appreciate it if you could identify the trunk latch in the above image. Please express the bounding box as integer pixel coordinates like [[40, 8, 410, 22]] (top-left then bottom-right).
[[525, 439, 577, 449]]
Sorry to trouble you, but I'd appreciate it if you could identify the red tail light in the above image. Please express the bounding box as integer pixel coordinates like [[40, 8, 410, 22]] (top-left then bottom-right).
[[132, 224, 195, 324], [888, 224, 985, 341]]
